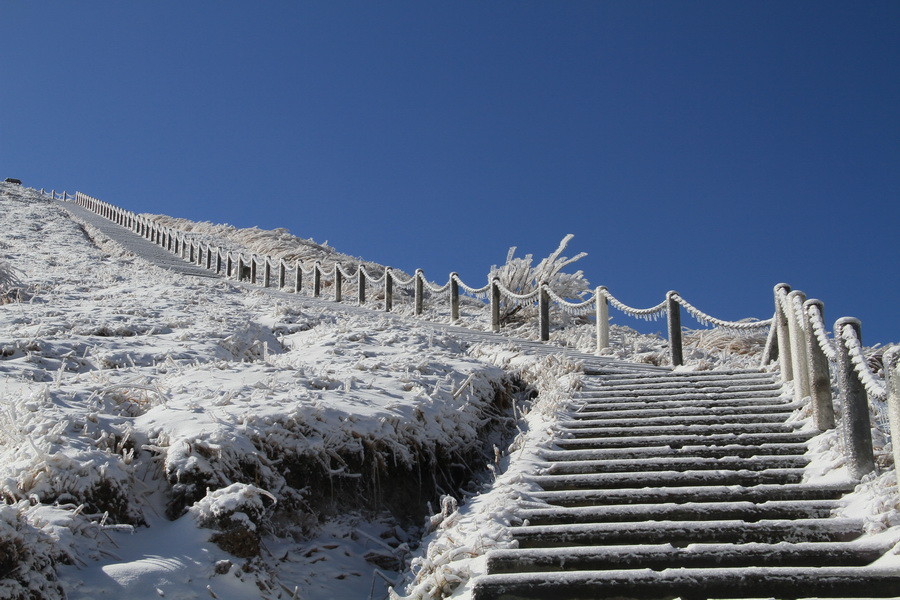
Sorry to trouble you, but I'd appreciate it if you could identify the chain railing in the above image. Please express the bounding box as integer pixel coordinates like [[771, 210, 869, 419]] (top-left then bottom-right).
[[47, 190, 899, 490]]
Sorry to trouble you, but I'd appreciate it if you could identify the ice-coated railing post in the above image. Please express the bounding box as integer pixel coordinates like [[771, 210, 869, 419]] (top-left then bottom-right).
[[225, 253, 232, 278], [334, 265, 342, 302], [384, 268, 393, 312], [278, 260, 286, 289], [216, 249, 223, 274], [883, 347, 900, 492], [206, 246, 213, 270], [250, 255, 258, 284], [294, 262, 302, 293], [450, 274, 460, 322], [236, 255, 244, 281], [490, 278, 501, 333], [313, 262, 321, 297], [358, 267, 366, 305], [804, 299, 835, 430], [774, 283, 794, 382], [189, 242, 195, 265], [666, 291, 683, 367], [415, 270, 424, 316], [787, 290, 811, 403], [595, 286, 609, 355], [834, 317, 876, 479], [263, 258, 271, 288], [539, 282, 550, 342]]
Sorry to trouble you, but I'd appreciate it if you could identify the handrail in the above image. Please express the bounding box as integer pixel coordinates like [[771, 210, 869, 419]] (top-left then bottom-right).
[[46, 189, 898, 492]]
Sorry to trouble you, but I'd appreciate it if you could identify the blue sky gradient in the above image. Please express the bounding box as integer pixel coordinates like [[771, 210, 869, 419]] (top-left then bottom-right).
[[2, 2, 897, 343]]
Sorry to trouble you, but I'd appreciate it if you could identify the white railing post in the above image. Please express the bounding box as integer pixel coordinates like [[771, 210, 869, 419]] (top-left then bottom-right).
[[595, 286, 609, 354], [884, 347, 900, 493], [804, 299, 835, 430], [834, 317, 876, 479], [787, 290, 811, 403], [774, 283, 794, 382], [666, 291, 684, 367]]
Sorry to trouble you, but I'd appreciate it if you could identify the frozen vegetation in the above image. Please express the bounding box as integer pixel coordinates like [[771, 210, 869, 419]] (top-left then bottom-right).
[[0, 182, 896, 600]]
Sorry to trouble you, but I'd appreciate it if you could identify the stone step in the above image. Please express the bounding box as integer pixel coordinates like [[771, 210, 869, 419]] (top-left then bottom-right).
[[538, 454, 809, 475], [571, 397, 795, 413], [528, 482, 856, 507], [508, 518, 864, 548], [530, 468, 806, 491], [515, 499, 839, 525], [556, 422, 802, 439], [540, 442, 811, 462], [472, 566, 900, 600], [558, 412, 791, 429], [565, 402, 797, 420], [579, 381, 782, 395], [552, 430, 817, 450], [588, 368, 775, 382], [486, 534, 899, 573]]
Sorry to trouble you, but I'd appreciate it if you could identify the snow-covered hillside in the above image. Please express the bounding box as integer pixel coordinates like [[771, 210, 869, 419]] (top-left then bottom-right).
[[1, 182, 896, 600]]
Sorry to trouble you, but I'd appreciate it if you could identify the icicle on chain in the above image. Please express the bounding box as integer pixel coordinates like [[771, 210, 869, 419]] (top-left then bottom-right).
[[544, 286, 596, 315], [672, 294, 773, 331], [422, 278, 452, 294], [600, 288, 667, 320], [806, 303, 837, 360], [840, 323, 887, 400], [451, 274, 490, 296]]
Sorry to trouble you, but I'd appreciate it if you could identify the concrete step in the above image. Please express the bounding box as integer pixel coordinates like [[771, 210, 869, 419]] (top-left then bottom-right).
[[528, 482, 856, 507], [472, 566, 900, 600], [588, 368, 775, 382], [578, 381, 782, 394], [575, 390, 784, 402], [539, 454, 809, 475], [486, 534, 899, 573], [558, 412, 792, 429], [508, 518, 864, 548], [515, 499, 839, 525], [530, 468, 806, 491], [571, 397, 795, 414], [540, 442, 811, 462], [565, 402, 797, 420], [556, 422, 803, 439], [551, 430, 817, 450]]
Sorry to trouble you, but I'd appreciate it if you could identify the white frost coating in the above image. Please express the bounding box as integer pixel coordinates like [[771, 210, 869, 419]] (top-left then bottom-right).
[[422, 277, 452, 294], [496, 281, 541, 303], [806, 302, 837, 360], [599, 288, 667, 320], [360, 265, 386, 284], [335, 262, 357, 280], [391, 271, 418, 288], [840, 323, 887, 401], [544, 286, 596, 315], [672, 294, 772, 331], [451, 273, 491, 296]]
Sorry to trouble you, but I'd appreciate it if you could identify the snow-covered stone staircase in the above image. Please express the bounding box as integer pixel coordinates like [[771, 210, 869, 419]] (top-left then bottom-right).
[[473, 369, 900, 600]]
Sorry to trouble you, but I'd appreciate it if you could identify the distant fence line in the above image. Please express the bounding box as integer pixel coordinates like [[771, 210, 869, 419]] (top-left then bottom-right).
[[44, 189, 899, 488]]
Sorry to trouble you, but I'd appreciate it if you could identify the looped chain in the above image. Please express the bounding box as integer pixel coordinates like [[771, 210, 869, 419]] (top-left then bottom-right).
[[672, 294, 773, 331], [544, 286, 596, 315], [806, 303, 837, 360], [600, 288, 667, 320], [451, 274, 490, 296], [839, 323, 887, 400]]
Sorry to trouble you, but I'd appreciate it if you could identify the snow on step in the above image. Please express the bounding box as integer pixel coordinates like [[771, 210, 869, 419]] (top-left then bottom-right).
[[537, 454, 809, 475], [515, 499, 840, 525], [566, 402, 797, 420], [556, 422, 803, 440], [558, 412, 791, 428], [576, 389, 784, 402], [572, 397, 795, 412], [486, 534, 900, 573], [472, 566, 900, 600], [551, 430, 817, 450], [529, 482, 856, 507]]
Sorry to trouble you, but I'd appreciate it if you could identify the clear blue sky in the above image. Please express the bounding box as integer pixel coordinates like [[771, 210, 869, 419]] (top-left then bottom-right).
[[2, 2, 898, 343]]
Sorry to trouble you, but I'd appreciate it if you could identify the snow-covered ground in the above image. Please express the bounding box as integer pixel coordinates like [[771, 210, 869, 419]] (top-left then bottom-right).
[[1, 182, 897, 600]]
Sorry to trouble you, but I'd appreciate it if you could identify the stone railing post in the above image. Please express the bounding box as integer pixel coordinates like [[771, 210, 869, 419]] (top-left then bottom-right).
[[236, 255, 244, 281], [804, 299, 835, 430], [358, 267, 366, 305], [595, 286, 609, 354], [538, 282, 550, 342], [225, 253, 233, 278], [250, 255, 258, 284], [313, 262, 322, 297], [834, 317, 876, 479], [884, 347, 900, 493], [414, 270, 424, 316], [216, 249, 223, 274], [384, 268, 393, 311], [774, 283, 794, 382], [278, 260, 286, 289], [294, 262, 302, 293], [334, 266, 343, 302], [666, 291, 683, 367], [263, 258, 271, 288], [450, 274, 460, 322], [490, 278, 501, 333]]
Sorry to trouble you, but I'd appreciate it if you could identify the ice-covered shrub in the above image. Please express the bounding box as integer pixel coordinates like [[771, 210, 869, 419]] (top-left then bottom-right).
[[189, 483, 276, 558], [0, 503, 64, 600], [0, 259, 25, 304], [488, 234, 589, 325]]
